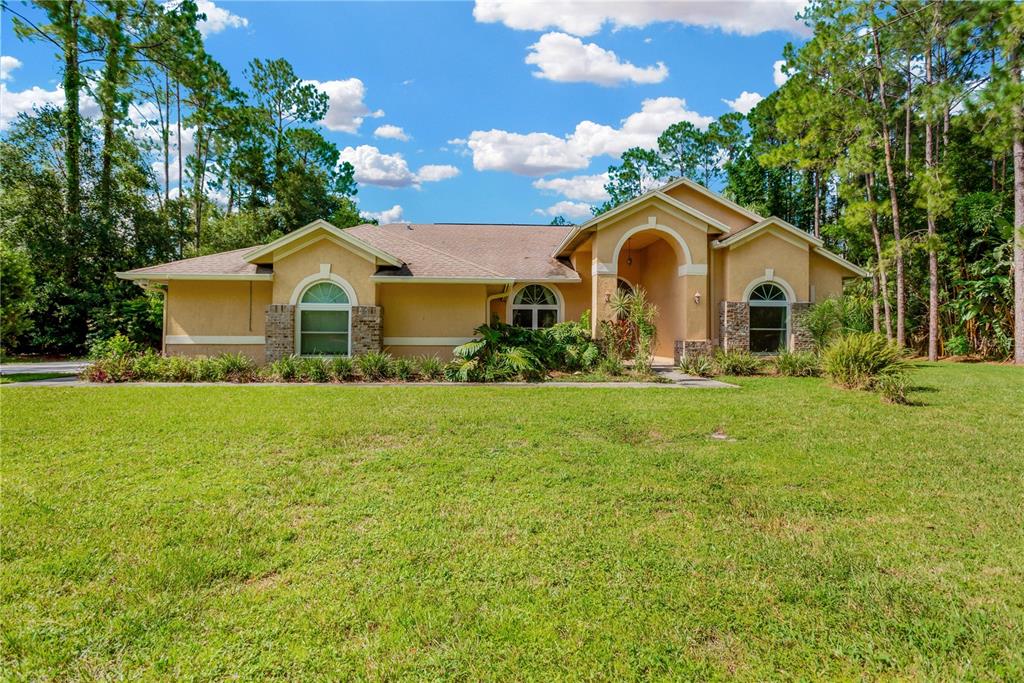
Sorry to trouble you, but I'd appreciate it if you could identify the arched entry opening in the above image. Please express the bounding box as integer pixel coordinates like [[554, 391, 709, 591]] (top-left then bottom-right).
[[748, 282, 789, 353], [613, 227, 688, 359]]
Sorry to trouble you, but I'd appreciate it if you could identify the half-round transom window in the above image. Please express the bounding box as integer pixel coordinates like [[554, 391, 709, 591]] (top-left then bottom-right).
[[748, 283, 788, 353], [511, 284, 560, 329], [298, 282, 351, 356]]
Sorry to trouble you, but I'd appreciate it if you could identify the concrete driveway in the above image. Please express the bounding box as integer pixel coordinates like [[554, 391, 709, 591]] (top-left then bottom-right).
[[0, 360, 89, 382]]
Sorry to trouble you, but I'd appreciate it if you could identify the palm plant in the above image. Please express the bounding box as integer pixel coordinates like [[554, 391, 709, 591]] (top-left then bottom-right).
[[609, 286, 658, 374], [450, 323, 543, 381]]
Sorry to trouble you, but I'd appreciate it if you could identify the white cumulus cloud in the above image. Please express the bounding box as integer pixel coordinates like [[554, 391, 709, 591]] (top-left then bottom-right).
[[773, 59, 792, 87], [535, 201, 593, 220], [415, 164, 460, 182], [474, 0, 809, 37], [164, 0, 248, 37], [526, 32, 668, 86], [308, 78, 384, 134], [457, 97, 712, 176], [533, 173, 610, 202], [339, 145, 459, 188], [0, 83, 99, 130], [366, 204, 405, 224], [0, 56, 22, 81], [374, 124, 410, 141], [722, 90, 764, 114]]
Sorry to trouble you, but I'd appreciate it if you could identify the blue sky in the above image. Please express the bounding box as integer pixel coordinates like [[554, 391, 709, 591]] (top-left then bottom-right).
[[1, 1, 806, 225]]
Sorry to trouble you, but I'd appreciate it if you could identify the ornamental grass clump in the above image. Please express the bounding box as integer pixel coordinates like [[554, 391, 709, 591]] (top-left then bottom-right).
[[714, 350, 763, 376], [414, 355, 445, 380], [821, 332, 908, 389], [356, 351, 394, 381], [268, 355, 301, 382], [215, 353, 258, 382], [299, 357, 332, 383], [679, 354, 717, 378], [774, 350, 820, 377], [329, 356, 356, 381], [391, 357, 417, 381]]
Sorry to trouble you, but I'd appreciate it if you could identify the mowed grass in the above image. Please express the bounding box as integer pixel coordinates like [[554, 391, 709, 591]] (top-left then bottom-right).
[[2, 363, 1022, 680]]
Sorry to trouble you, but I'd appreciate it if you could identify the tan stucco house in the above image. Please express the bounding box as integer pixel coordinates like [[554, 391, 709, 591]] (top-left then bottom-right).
[[118, 178, 868, 364]]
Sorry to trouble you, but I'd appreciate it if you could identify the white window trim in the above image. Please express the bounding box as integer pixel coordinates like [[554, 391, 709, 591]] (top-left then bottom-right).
[[507, 283, 564, 329], [746, 281, 791, 353], [294, 277, 356, 357]]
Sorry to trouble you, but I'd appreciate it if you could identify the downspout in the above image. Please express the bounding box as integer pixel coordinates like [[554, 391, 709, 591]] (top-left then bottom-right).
[[485, 283, 512, 325]]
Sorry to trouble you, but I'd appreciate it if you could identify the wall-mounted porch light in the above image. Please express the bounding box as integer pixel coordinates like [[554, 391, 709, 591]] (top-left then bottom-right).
[[694, 291, 702, 305]]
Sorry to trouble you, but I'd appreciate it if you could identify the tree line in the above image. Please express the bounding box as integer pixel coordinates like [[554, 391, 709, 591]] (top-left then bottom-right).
[[588, 0, 1023, 363], [0, 0, 369, 354]]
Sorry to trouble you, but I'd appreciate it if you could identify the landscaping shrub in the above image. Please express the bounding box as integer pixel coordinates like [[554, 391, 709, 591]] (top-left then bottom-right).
[[215, 353, 257, 382], [544, 312, 600, 371], [609, 288, 657, 374], [679, 354, 717, 378], [356, 351, 394, 381], [821, 332, 908, 389], [414, 355, 445, 380], [329, 356, 356, 381], [87, 333, 140, 361], [131, 349, 165, 381], [82, 333, 141, 382], [804, 295, 873, 349], [391, 357, 416, 381], [714, 350, 763, 376], [451, 324, 544, 382], [876, 371, 910, 404], [299, 357, 331, 383], [597, 355, 624, 377], [268, 355, 301, 382], [774, 350, 820, 377]]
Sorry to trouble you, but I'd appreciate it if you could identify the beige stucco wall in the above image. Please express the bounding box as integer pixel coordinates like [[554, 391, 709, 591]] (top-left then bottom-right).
[[662, 184, 758, 232], [272, 238, 377, 306], [166, 280, 271, 336], [166, 343, 264, 362], [809, 252, 850, 302], [721, 230, 810, 302], [379, 283, 486, 339]]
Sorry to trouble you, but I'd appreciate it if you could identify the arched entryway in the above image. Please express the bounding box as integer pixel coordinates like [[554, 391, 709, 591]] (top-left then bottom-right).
[[613, 228, 688, 360]]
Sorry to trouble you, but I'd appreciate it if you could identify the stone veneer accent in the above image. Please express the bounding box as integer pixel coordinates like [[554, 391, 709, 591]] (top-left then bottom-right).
[[351, 305, 382, 355], [674, 340, 713, 365], [265, 304, 295, 363], [789, 302, 814, 352], [720, 301, 750, 352]]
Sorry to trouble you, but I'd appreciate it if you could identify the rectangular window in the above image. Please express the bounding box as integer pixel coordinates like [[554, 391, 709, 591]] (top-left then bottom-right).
[[511, 309, 533, 328], [300, 310, 349, 355], [749, 305, 787, 353]]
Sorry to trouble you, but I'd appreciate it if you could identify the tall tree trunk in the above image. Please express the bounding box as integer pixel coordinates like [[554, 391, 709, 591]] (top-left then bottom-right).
[[925, 43, 939, 362], [813, 169, 821, 238], [1012, 64, 1024, 365], [163, 71, 170, 206], [872, 27, 907, 347], [867, 173, 893, 339], [63, 2, 82, 229], [872, 274, 881, 334], [177, 79, 183, 227], [904, 54, 912, 173]]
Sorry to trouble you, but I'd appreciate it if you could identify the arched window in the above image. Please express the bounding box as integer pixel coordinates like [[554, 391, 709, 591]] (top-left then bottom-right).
[[616, 278, 634, 296], [297, 282, 351, 356], [748, 283, 788, 353], [511, 284, 560, 329]]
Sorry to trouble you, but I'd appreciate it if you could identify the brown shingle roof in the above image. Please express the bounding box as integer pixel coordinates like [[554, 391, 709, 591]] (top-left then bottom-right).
[[119, 246, 271, 278], [119, 224, 580, 281], [348, 223, 578, 280]]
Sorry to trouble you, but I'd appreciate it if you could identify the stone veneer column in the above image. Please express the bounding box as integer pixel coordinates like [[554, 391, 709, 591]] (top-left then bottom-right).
[[350, 305, 382, 355], [719, 301, 749, 352], [789, 303, 814, 352], [265, 304, 295, 363], [674, 340, 713, 365]]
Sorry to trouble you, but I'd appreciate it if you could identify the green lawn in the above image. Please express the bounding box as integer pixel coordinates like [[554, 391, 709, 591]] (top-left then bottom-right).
[[2, 363, 1022, 680]]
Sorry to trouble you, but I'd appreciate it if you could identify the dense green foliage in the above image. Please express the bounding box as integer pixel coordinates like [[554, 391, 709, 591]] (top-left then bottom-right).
[[0, 1, 377, 356], [0, 239, 35, 352], [3, 364, 1022, 678], [597, 0, 1023, 361], [821, 332, 909, 389]]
